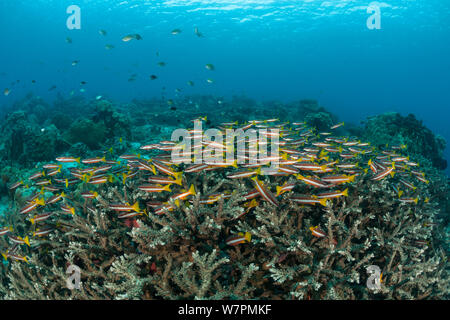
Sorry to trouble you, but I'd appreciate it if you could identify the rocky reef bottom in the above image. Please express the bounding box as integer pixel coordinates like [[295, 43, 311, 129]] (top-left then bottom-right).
[[0, 94, 448, 300]]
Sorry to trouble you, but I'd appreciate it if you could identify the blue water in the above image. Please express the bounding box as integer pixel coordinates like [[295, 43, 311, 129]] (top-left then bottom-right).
[[1, 0, 449, 172]]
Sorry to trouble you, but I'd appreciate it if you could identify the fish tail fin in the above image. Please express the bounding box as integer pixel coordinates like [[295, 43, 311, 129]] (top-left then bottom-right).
[[76, 157, 80, 163], [30, 218, 35, 225], [163, 185, 171, 192], [319, 198, 328, 207], [390, 171, 395, 178], [414, 198, 418, 204], [244, 232, 252, 243], [188, 184, 196, 195], [1, 253, 7, 261], [398, 190, 404, 197], [132, 202, 141, 212], [276, 186, 282, 196], [342, 188, 348, 197], [24, 236, 30, 247]]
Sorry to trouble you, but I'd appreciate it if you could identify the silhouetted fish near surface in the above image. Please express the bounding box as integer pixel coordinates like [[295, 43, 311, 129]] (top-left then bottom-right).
[[194, 27, 204, 37], [48, 85, 56, 91], [150, 75, 158, 80]]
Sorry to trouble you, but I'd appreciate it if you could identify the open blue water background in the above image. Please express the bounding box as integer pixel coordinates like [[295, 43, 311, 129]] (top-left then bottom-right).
[[0, 0, 449, 173]]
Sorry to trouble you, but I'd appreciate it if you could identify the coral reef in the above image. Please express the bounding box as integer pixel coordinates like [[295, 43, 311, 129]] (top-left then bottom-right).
[[0, 110, 447, 300], [363, 112, 447, 170]]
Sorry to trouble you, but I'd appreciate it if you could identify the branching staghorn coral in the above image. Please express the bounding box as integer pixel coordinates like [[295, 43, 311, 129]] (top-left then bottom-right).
[[0, 117, 448, 300]]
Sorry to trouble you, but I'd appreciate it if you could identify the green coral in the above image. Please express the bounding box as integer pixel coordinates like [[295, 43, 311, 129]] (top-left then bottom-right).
[[66, 119, 108, 150]]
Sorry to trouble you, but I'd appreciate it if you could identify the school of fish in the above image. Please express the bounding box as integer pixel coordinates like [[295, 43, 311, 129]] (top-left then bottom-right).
[[3, 118, 431, 262]]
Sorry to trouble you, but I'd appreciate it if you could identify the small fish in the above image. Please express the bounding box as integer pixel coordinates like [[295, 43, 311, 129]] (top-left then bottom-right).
[[330, 122, 344, 130], [96, 95, 102, 100], [66, 37, 72, 43], [2, 252, 29, 263], [138, 184, 171, 193], [56, 156, 80, 163], [225, 232, 251, 246], [187, 80, 194, 86], [0, 226, 13, 236], [71, 60, 79, 66], [206, 78, 214, 83], [109, 201, 141, 213], [105, 44, 115, 50], [171, 28, 182, 35], [150, 75, 158, 80], [80, 81, 87, 85], [122, 34, 142, 42], [251, 177, 278, 207], [157, 62, 166, 67], [4, 88, 10, 96], [309, 226, 326, 238], [99, 29, 107, 36], [194, 27, 203, 37], [61, 204, 76, 215], [205, 63, 215, 71], [8, 235, 31, 246]]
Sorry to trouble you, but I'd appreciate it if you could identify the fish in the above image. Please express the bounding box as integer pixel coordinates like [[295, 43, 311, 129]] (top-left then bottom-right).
[[205, 64, 215, 71], [316, 189, 348, 199], [122, 34, 142, 41], [99, 29, 107, 36], [138, 184, 171, 193], [109, 201, 141, 213], [171, 28, 182, 35], [4, 88, 10, 96], [330, 122, 344, 130], [29, 212, 55, 224], [276, 182, 296, 196], [194, 27, 203, 37], [150, 75, 158, 80], [225, 232, 251, 246], [0, 226, 13, 236], [251, 177, 278, 207], [71, 60, 79, 66], [8, 235, 31, 246], [105, 44, 115, 50], [33, 227, 54, 237], [309, 226, 326, 238], [290, 196, 328, 206], [66, 37, 72, 43], [61, 204, 76, 215], [187, 80, 194, 86], [371, 165, 395, 181], [81, 191, 99, 199], [157, 62, 166, 67], [295, 174, 331, 188], [1, 252, 29, 263], [56, 156, 80, 163]]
